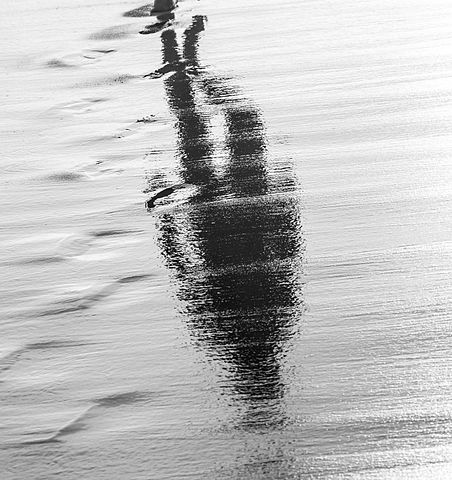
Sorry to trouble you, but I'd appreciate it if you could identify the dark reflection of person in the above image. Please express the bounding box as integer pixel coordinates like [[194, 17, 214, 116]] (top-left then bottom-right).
[[147, 16, 304, 429]]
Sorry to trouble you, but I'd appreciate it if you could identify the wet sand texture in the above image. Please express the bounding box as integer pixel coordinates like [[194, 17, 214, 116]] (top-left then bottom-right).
[[2, 0, 452, 478]]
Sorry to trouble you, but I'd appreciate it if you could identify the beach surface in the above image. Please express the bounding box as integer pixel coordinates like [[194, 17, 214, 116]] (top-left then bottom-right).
[[2, 0, 452, 478]]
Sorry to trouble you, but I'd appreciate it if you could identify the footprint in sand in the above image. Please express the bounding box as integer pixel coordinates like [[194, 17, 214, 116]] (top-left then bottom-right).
[[48, 97, 108, 116], [46, 48, 116, 69], [54, 233, 94, 259], [21, 390, 154, 445], [0, 340, 89, 376], [19, 229, 141, 266], [55, 229, 141, 260], [76, 114, 168, 143], [81, 153, 137, 176], [39, 274, 151, 317], [113, 115, 168, 138]]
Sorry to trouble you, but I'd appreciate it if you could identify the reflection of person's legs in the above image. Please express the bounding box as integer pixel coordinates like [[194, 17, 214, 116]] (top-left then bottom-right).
[[183, 16, 207, 63], [144, 29, 180, 76], [161, 29, 181, 64], [159, 27, 216, 189]]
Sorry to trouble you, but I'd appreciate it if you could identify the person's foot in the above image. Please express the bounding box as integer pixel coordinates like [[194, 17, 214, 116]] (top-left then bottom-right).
[[140, 13, 174, 34], [151, 0, 178, 13], [140, 19, 172, 35]]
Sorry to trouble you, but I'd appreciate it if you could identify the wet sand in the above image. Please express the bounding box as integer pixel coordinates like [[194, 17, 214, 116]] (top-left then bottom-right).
[[2, 0, 452, 478]]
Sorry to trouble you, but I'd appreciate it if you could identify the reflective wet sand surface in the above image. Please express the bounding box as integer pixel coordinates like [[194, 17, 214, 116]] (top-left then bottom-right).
[[2, 0, 452, 478]]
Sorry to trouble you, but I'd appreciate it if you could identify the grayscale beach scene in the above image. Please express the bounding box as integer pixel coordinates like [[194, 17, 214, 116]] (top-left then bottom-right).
[[2, 0, 452, 478]]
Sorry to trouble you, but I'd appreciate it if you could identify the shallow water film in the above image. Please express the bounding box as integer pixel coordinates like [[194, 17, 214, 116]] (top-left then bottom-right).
[[2, 0, 452, 478]]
